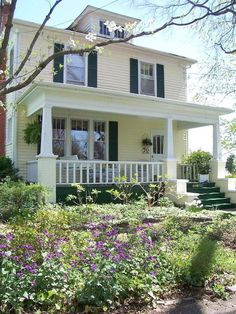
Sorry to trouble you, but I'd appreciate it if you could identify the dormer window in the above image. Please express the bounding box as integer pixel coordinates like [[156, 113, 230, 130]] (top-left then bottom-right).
[[99, 20, 125, 39], [99, 20, 110, 36], [114, 28, 124, 39]]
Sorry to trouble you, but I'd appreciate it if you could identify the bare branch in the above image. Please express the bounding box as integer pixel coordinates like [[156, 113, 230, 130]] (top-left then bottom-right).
[[1, 0, 63, 88]]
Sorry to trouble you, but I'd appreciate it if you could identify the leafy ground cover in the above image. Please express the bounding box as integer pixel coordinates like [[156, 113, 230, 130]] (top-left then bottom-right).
[[0, 202, 235, 313]]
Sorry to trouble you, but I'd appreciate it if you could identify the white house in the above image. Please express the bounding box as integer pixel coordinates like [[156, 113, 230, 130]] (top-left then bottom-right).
[[5, 5, 234, 202]]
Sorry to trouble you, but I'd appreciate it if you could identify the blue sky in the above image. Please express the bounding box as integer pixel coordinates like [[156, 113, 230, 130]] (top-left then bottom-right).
[[14, 0, 219, 153]]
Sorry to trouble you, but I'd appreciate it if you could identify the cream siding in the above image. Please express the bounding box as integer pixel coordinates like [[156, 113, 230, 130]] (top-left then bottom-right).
[[14, 22, 190, 101], [16, 106, 38, 179], [17, 107, 186, 179]]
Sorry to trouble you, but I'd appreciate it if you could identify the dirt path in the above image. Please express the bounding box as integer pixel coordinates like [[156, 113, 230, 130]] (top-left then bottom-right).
[[147, 294, 236, 314], [110, 293, 236, 314]]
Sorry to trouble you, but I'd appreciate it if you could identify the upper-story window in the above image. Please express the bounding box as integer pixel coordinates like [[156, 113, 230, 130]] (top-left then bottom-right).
[[65, 54, 85, 85], [99, 20, 125, 39], [140, 62, 155, 96], [99, 20, 110, 36], [114, 28, 125, 39]]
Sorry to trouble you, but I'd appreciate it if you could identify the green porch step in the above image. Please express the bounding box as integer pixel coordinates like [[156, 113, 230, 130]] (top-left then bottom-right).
[[187, 186, 220, 194], [200, 198, 230, 206], [187, 182, 235, 211], [198, 192, 225, 200], [203, 203, 236, 210], [187, 182, 216, 189]]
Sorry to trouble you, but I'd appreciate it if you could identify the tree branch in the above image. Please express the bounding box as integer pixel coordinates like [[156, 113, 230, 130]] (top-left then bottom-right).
[[1, 0, 63, 89]]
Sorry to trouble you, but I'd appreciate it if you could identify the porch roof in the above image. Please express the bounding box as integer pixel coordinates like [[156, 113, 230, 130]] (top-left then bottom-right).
[[17, 81, 233, 126]]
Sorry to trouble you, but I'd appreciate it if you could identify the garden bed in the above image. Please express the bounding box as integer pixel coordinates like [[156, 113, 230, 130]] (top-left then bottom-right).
[[0, 203, 235, 313]]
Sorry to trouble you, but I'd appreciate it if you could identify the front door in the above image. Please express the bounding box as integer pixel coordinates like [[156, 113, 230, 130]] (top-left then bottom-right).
[[151, 131, 165, 162]]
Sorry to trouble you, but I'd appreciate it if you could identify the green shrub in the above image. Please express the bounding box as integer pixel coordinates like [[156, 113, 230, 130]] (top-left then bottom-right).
[[0, 156, 19, 181], [183, 150, 212, 174], [0, 181, 48, 220], [225, 154, 236, 175]]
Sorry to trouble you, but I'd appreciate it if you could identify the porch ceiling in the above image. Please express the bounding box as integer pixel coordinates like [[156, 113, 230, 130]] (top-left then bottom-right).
[[17, 81, 233, 125]]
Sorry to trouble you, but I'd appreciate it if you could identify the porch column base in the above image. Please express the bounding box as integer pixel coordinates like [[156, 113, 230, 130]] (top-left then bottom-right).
[[210, 159, 226, 182], [37, 155, 57, 203], [164, 158, 177, 179]]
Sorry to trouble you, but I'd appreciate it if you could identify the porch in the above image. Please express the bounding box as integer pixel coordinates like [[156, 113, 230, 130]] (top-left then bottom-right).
[[18, 81, 232, 202], [28, 160, 164, 185]]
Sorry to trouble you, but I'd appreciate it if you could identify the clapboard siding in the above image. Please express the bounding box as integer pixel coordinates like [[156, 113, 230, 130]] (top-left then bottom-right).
[[16, 107, 37, 179], [14, 22, 189, 101]]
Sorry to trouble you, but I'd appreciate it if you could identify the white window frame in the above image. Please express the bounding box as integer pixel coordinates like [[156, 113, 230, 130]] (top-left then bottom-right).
[[151, 130, 165, 157], [63, 52, 88, 86], [70, 118, 89, 160], [52, 117, 66, 157], [7, 117, 12, 144], [67, 118, 108, 160], [93, 120, 107, 160], [139, 61, 156, 96]]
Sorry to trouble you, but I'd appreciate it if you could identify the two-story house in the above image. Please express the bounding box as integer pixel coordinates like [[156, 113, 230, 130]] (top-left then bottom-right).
[[4, 5, 233, 202]]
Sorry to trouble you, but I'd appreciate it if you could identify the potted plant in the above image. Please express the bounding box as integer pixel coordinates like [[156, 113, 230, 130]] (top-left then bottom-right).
[[142, 137, 152, 153], [183, 150, 212, 183]]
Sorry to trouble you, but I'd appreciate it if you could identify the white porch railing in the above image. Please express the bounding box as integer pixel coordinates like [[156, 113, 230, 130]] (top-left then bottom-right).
[[27, 160, 38, 182], [178, 164, 199, 181], [56, 160, 164, 185]]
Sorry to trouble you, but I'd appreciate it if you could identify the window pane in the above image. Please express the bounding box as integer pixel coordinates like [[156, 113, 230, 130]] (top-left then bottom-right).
[[53, 118, 65, 156], [66, 55, 85, 85], [99, 21, 110, 36], [152, 135, 164, 155], [94, 121, 106, 160], [141, 78, 154, 95], [71, 119, 89, 160]]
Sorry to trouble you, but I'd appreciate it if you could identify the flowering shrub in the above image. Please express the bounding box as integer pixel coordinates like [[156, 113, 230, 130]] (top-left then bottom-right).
[[0, 213, 177, 312], [0, 206, 235, 313]]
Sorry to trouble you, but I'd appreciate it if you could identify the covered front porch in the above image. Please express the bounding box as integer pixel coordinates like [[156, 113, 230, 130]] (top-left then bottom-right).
[[18, 81, 232, 202]]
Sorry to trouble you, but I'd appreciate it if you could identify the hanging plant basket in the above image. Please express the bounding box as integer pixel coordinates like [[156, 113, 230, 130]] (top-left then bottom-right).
[[24, 120, 41, 144], [142, 137, 152, 154]]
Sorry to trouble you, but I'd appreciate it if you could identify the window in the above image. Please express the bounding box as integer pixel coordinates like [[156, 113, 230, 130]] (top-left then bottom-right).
[[94, 121, 106, 160], [7, 117, 12, 144], [9, 47, 14, 77], [140, 62, 155, 96], [66, 54, 85, 85], [71, 119, 89, 160], [152, 135, 164, 155], [99, 21, 110, 36], [114, 28, 125, 39], [53, 118, 65, 156], [99, 21, 124, 38]]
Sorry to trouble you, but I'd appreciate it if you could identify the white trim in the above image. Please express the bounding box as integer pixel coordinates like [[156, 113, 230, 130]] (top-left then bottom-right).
[[17, 82, 233, 123]]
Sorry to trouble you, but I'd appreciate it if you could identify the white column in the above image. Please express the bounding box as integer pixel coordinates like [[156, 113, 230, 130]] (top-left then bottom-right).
[[38, 105, 54, 157], [213, 123, 221, 160], [166, 117, 174, 159], [164, 117, 177, 179], [36, 104, 57, 203], [210, 122, 225, 181]]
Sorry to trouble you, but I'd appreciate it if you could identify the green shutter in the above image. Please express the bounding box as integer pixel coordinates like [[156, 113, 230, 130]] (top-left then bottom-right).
[[53, 43, 64, 83], [88, 51, 97, 87], [109, 121, 118, 161], [156, 64, 165, 98], [130, 58, 138, 93]]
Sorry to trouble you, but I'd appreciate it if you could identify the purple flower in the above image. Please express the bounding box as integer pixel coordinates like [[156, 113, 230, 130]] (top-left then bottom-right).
[[90, 264, 97, 271]]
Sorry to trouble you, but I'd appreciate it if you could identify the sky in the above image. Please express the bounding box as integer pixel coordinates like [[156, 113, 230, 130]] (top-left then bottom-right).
[[13, 0, 234, 156]]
